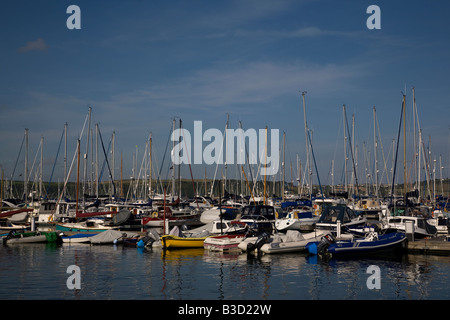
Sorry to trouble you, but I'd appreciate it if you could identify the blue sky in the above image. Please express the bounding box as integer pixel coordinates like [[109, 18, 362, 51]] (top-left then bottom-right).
[[1, 1, 449, 194]]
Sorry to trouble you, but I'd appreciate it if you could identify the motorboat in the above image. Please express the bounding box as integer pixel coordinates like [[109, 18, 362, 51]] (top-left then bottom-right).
[[382, 215, 437, 239], [238, 229, 329, 255], [306, 231, 407, 257], [61, 233, 96, 243], [2, 230, 62, 245], [275, 209, 318, 232], [204, 233, 246, 252], [239, 205, 276, 234], [315, 205, 367, 231]]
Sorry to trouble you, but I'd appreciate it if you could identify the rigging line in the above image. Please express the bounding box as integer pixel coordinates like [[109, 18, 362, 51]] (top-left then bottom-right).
[[46, 128, 65, 198], [10, 133, 25, 181], [98, 126, 116, 197], [210, 121, 227, 196], [390, 98, 404, 201], [156, 123, 173, 194], [181, 123, 199, 207], [343, 107, 360, 196], [307, 129, 324, 200]]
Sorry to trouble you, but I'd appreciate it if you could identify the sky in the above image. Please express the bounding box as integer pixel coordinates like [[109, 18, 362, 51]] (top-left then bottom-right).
[[1, 0, 449, 195]]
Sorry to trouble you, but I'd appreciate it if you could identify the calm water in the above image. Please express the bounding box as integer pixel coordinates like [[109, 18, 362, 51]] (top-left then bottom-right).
[[0, 242, 449, 300]]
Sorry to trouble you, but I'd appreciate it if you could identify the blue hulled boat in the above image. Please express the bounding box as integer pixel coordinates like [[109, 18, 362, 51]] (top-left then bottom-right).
[[306, 232, 407, 257]]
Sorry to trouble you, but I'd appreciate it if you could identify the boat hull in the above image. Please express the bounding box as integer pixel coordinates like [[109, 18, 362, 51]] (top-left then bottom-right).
[[3, 231, 62, 244], [56, 223, 113, 233], [328, 232, 407, 255], [62, 233, 96, 243], [161, 235, 207, 249], [204, 234, 245, 252], [260, 230, 329, 254]]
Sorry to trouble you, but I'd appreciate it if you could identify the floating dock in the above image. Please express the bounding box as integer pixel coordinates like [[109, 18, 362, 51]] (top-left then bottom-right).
[[407, 238, 450, 256]]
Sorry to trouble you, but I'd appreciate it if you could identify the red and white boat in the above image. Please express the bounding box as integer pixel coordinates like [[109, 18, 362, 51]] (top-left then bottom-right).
[[204, 233, 246, 252], [203, 220, 248, 252]]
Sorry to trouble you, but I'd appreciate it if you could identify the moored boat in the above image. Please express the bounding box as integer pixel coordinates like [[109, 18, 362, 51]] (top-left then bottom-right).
[[61, 233, 96, 243], [161, 234, 208, 249], [2, 230, 62, 245], [239, 205, 276, 234], [306, 231, 407, 257], [275, 210, 318, 232], [238, 229, 329, 255], [56, 219, 116, 233], [315, 205, 367, 231], [204, 234, 246, 252]]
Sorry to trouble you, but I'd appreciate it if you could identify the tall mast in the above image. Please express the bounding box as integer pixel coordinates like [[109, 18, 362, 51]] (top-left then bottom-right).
[[83, 106, 91, 206], [178, 119, 182, 199], [95, 123, 99, 199], [149, 132, 152, 198], [343, 105, 348, 193], [64, 122, 68, 198], [282, 131, 286, 201], [111, 130, 115, 199], [172, 118, 176, 197], [76, 139, 80, 215], [224, 113, 229, 194], [301, 91, 311, 197], [40, 136, 44, 199], [24, 128, 28, 205], [402, 94, 407, 193], [264, 126, 267, 204], [373, 106, 379, 200]]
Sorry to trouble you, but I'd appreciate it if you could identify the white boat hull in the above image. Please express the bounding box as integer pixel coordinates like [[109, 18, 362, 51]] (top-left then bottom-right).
[[204, 234, 245, 252]]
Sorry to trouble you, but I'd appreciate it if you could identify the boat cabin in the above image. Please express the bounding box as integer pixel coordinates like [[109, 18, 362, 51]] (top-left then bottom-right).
[[316, 205, 366, 230]]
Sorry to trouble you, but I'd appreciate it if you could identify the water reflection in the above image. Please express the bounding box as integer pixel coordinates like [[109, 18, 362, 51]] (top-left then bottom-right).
[[1, 244, 449, 300]]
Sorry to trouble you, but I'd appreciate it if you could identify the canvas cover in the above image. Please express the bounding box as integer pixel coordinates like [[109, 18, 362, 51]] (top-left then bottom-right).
[[89, 229, 138, 244]]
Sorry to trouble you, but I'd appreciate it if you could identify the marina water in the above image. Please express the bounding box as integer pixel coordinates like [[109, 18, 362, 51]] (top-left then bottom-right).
[[1, 242, 449, 300]]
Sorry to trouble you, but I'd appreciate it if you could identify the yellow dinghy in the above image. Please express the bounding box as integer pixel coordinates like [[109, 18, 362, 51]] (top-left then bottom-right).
[[161, 235, 208, 249]]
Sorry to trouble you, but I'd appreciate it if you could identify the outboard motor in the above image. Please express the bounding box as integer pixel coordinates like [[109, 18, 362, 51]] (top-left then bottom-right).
[[247, 232, 270, 254], [316, 234, 336, 255]]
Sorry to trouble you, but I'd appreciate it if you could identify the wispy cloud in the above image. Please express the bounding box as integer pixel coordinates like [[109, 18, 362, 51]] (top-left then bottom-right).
[[130, 60, 366, 115], [18, 38, 48, 53]]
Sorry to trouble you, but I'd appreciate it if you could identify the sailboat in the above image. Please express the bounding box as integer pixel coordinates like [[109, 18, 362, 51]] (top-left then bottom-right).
[[55, 139, 118, 233]]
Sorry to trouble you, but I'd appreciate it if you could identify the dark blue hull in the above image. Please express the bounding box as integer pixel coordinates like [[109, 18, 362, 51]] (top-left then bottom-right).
[[328, 232, 407, 255]]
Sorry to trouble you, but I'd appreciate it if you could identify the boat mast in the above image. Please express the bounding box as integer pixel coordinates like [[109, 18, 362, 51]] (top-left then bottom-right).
[[374, 106, 379, 200], [76, 139, 80, 215], [40, 136, 44, 199], [301, 91, 311, 197], [343, 105, 348, 194], [282, 131, 286, 201], [149, 132, 152, 198], [64, 122, 68, 199], [178, 119, 182, 199], [24, 128, 28, 205], [402, 94, 407, 194], [172, 118, 176, 198], [83, 106, 91, 207], [225, 113, 229, 195], [95, 123, 99, 199], [264, 126, 267, 204]]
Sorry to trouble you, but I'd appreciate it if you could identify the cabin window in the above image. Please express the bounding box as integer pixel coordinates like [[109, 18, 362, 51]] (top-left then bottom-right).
[[216, 223, 228, 230]]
